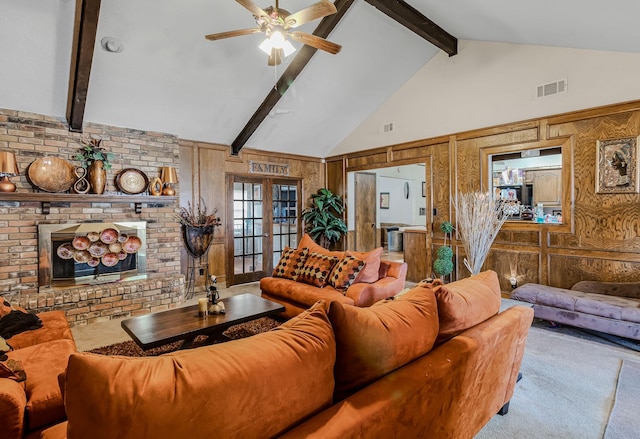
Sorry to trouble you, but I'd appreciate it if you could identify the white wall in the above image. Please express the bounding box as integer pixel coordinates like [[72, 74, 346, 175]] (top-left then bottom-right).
[[332, 40, 640, 155]]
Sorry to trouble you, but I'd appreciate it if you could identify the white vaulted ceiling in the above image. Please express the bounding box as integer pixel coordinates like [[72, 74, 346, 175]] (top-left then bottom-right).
[[2, 1, 640, 158]]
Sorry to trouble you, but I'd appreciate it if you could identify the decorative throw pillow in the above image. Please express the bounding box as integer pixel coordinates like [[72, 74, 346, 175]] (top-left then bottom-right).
[[328, 286, 439, 399], [434, 270, 501, 344], [272, 247, 309, 281], [329, 255, 366, 291], [297, 252, 340, 288], [346, 247, 383, 283]]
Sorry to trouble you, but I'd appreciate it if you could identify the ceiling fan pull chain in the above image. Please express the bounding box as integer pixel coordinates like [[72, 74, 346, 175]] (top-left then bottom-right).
[[274, 61, 278, 91]]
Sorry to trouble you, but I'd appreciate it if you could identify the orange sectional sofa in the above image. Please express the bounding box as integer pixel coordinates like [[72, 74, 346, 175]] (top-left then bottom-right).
[[261, 234, 408, 318], [0, 311, 76, 439], [42, 270, 534, 439]]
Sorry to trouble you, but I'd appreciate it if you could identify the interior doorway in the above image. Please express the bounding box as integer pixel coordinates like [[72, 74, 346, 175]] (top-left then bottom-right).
[[347, 163, 428, 262], [226, 175, 301, 286]]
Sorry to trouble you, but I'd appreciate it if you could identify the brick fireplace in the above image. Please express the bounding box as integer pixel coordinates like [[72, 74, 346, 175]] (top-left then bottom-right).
[[0, 108, 185, 326]]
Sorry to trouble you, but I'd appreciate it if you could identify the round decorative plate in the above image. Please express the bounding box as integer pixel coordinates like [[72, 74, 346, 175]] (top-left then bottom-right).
[[27, 157, 76, 192], [116, 168, 149, 195]]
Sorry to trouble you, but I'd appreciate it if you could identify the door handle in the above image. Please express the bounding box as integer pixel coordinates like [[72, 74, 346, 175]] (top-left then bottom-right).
[[263, 233, 269, 237]]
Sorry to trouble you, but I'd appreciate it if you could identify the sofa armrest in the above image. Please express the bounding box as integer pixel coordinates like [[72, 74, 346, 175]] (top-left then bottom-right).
[[345, 262, 407, 307], [0, 377, 27, 439], [571, 281, 640, 299]]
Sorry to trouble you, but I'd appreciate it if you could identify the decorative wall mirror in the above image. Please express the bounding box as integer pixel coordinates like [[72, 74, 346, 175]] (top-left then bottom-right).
[[480, 137, 573, 232]]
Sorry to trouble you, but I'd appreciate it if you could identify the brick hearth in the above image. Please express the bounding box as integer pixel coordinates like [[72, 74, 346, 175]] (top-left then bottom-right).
[[0, 108, 185, 326]]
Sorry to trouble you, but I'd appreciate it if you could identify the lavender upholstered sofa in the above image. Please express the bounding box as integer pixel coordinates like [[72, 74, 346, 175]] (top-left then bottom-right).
[[511, 281, 640, 340]]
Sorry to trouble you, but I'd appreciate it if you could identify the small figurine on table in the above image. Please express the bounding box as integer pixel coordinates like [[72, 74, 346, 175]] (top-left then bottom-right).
[[207, 275, 225, 314]]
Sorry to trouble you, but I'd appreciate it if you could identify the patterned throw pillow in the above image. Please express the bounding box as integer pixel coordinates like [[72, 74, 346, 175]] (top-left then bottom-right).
[[297, 252, 340, 288], [272, 247, 309, 281], [329, 256, 366, 291]]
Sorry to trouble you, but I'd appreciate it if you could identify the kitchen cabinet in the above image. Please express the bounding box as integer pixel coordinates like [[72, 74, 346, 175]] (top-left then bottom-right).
[[529, 169, 561, 206]]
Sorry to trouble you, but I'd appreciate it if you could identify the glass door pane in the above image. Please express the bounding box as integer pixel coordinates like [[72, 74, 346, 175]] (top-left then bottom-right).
[[230, 180, 266, 284], [272, 182, 299, 262]]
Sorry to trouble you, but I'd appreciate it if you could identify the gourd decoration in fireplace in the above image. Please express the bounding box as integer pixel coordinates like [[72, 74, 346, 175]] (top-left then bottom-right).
[[177, 199, 222, 299], [56, 227, 142, 268]]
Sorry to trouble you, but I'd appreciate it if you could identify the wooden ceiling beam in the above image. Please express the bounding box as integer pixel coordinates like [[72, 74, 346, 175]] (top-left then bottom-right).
[[363, 0, 457, 56], [231, 0, 356, 155], [66, 0, 101, 132]]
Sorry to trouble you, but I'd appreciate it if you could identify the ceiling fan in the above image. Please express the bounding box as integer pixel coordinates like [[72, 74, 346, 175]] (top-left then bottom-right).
[[205, 0, 342, 66]]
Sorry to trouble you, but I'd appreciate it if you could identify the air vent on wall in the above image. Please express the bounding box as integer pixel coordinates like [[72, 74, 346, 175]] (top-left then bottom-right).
[[380, 122, 395, 134], [536, 79, 567, 98]]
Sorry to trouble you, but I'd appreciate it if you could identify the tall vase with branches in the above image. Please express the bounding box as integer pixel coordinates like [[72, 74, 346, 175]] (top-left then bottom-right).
[[455, 191, 509, 275]]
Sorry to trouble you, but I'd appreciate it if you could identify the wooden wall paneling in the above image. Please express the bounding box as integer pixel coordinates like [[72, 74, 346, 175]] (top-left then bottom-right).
[[178, 144, 195, 284], [483, 248, 541, 292], [199, 147, 227, 284], [346, 150, 389, 170], [328, 100, 640, 288]]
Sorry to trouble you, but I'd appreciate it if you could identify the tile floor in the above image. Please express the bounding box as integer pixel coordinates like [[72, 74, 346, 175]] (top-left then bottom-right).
[[71, 282, 262, 351]]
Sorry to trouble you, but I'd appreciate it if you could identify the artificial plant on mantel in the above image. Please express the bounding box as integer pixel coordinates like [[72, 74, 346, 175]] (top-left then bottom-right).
[[302, 188, 348, 249], [455, 191, 509, 275]]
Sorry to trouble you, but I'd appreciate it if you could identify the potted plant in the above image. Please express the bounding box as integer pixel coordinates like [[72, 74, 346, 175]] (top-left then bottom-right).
[[301, 188, 348, 249], [433, 221, 454, 279], [75, 139, 115, 194]]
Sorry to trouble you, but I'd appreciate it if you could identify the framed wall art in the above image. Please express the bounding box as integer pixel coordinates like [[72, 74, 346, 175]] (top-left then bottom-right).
[[380, 192, 390, 209], [596, 136, 640, 194]]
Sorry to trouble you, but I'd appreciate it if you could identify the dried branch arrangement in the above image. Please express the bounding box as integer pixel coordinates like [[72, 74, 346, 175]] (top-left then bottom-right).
[[176, 199, 221, 228], [455, 191, 509, 275]]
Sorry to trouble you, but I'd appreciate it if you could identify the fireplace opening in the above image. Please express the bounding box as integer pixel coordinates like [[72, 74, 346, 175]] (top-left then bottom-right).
[[38, 222, 147, 289]]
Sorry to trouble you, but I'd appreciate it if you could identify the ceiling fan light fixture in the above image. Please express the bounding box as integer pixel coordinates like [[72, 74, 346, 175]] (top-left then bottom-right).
[[259, 37, 273, 55], [282, 39, 296, 57], [270, 30, 285, 48]]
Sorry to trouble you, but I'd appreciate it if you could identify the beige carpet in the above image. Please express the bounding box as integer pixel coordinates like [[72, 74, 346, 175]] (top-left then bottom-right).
[[603, 360, 640, 439], [476, 326, 640, 439]]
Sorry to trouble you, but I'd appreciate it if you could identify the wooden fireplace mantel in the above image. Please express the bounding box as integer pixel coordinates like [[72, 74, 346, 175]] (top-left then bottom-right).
[[0, 192, 178, 214]]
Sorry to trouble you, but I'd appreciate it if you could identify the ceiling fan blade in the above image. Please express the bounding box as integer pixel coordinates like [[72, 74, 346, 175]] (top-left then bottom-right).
[[289, 31, 341, 54], [268, 48, 284, 66], [205, 28, 262, 41], [285, 0, 337, 28], [236, 0, 269, 19]]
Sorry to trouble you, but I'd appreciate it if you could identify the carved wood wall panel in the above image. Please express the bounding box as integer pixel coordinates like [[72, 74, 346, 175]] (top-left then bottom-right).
[[179, 141, 324, 285], [327, 100, 640, 290]]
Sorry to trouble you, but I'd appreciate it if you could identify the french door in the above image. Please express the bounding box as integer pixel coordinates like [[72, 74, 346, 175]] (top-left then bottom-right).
[[226, 175, 301, 286]]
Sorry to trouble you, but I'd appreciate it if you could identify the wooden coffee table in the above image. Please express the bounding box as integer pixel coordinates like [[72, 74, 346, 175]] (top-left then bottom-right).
[[121, 293, 285, 350]]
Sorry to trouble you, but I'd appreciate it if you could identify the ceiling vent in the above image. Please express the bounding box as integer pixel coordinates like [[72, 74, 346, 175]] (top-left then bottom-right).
[[380, 122, 395, 134], [536, 79, 567, 98]]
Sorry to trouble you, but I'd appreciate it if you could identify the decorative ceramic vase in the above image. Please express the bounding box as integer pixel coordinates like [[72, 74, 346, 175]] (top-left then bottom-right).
[[182, 225, 214, 258], [88, 160, 106, 194]]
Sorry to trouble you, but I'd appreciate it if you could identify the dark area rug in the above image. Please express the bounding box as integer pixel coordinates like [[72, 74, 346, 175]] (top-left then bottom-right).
[[604, 360, 640, 438], [88, 317, 282, 357]]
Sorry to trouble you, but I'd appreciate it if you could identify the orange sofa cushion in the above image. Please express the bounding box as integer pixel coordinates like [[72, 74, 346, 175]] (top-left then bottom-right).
[[328, 286, 439, 399], [434, 270, 501, 343], [8, 338, 76, 431], [62, 301, 336, 439], [346, 247, 383, 283], [298, 233, 344, 259], [7, 311, 73, 350]]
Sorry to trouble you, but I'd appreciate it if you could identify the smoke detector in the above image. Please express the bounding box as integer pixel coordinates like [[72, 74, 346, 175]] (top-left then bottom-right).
[[101, 37, 124, 53]]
